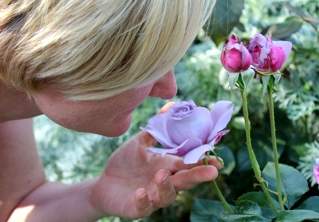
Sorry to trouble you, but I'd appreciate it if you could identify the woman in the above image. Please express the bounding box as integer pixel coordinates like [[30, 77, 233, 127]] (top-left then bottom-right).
[[0, 1, 221, 221]]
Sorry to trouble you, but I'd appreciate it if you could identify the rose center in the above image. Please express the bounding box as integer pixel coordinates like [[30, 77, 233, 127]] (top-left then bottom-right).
[[171, 105, 194, 120]]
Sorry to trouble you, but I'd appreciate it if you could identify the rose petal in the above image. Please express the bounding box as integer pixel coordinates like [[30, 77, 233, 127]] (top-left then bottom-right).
[[148, 147, 175, 156], [249, 34, 271, 61], [241, 44, 253, 71], [208, 101, 233, 141], [143, 112, 177, 148], [167, 107, 212, 145], [211, 129, 230, 145], [272, 41, 292, 61], [270, 46, 286, 72], [175, 138, 202, 156], [148, 138, 201, 156], [223, 48, 243, 72], [221, 37, 252, 73], [183, 144, 212, 164], [228, 34, 240, 44], [249, 34, 272, 71]]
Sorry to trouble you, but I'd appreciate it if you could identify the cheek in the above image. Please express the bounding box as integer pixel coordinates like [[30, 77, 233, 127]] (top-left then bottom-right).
[[118, 85, 154, 110], [34, 94, 103, 132], [33, 85, 153, 136]]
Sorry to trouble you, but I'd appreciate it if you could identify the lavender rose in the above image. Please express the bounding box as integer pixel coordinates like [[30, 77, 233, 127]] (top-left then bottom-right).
[[143, 101, 234, 164]]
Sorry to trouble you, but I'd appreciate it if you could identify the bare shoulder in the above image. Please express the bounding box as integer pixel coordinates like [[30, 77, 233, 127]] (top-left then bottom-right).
[[0, 118, 34, 141]]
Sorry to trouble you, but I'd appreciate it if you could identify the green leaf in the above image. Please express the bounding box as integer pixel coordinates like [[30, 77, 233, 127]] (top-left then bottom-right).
[[222, 201, 271, 222], [192, 199, 272, 222], [273, 73, 282, 85], [262, 163, 309, 208], [237, 192, 280, 209], [266, 16, 303, 40], [236, 147, 251, 171], [215, 145, 236, 175], [226, 72, 239, 89], [261, 75, 270, 95], [191, 199, 225, 222], [223, 214, 270, 222], [236, 139, 275, 172], [235, 200, 263, 216], [237, 192, 279, 219], [207, 0, 245, 45], [284, 2, 319, 28], [297, 196, 319, 213], [275, 210, 319, 222], [241, 69, 255, 89]]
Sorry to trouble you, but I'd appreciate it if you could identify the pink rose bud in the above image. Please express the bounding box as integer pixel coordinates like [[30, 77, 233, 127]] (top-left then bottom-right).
[[220, 34, 252, 73], [248, 33, 292, 74]]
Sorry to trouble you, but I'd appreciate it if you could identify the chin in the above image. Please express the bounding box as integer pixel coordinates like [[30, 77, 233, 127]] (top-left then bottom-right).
[[103, 114, 132, 137]]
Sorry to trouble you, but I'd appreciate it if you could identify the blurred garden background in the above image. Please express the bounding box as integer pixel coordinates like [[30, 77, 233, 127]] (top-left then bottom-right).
[[33, 0, 319, 221]]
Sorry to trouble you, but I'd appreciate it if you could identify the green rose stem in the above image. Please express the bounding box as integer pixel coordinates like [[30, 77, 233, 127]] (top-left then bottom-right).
[[238, 78, 276, 211], [267, 78, 285, 210], [204, 157, 233, 213]]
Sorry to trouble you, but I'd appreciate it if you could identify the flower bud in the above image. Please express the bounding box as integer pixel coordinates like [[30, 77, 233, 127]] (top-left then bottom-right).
[[220, 35, 252, 73], [248, 33, 292, 74], [143, 101, 233, 164]]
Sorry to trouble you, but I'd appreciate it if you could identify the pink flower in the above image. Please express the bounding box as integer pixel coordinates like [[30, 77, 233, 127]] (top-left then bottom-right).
[[313, 159, 319, 184], [143, 101, 233, 164], [220, 34, 252, 73], [248, 33, 292, 74]]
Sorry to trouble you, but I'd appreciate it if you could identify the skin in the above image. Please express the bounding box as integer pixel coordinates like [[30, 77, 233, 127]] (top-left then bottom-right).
[[0, 70, 222, 222], [32, 71, 178, 137]]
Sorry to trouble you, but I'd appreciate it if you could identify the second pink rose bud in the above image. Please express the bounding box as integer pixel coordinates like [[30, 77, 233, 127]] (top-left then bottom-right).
[[248, 33, 292, 74]]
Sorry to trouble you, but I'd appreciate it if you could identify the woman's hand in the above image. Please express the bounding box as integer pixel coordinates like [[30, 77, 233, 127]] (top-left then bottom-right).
[[91, 131, 222, 219]]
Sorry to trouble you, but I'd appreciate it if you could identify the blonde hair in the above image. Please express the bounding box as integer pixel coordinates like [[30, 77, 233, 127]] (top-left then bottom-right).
[[0, 0, 215, 100]]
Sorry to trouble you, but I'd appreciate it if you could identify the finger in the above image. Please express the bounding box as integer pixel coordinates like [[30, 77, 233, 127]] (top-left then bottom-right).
[[159, 101, 175, 113], [206, 156, 224, 170], [150, 169, 176, 208], [134, 188, 153, 218], [157, 156, 222, 173], [136, 131, 157, 147], [171, 165, 218, 191]]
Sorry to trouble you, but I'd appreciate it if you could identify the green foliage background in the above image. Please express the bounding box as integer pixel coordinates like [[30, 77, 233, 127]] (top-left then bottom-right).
[[34, 0, 319, 221]]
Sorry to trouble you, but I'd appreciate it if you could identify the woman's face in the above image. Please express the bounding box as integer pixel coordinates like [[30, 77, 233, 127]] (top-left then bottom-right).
[[32, 70, 177, 136]]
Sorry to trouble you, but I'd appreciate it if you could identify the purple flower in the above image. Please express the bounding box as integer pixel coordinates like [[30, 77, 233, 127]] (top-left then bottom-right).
[[248, 33, 292, 74], [143, 101, 233, 164], [220, 34, 252, 73], [313, 159, 319, 185]]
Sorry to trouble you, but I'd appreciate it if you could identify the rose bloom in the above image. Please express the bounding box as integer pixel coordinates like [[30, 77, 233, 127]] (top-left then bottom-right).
[[143, 101, 233, 164], [220, 34, 252, 73], [248, 33, 292, 74]]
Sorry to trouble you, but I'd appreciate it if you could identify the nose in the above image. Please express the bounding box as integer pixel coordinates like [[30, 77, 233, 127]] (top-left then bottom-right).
[[149, 70, 177, 99]]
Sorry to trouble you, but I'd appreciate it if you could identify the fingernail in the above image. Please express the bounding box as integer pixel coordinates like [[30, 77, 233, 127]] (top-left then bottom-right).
[[217, 157, 224, 169], [160, 174, 169, 184], [136, 189, 146, 199], [159, 101, 175, 113]]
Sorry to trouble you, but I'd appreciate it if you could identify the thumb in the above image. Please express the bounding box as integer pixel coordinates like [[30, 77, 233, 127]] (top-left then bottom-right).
[[138, 101, 174, 148], [136, 131, 157, 147], [159, 101, 175, 113]]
